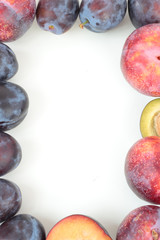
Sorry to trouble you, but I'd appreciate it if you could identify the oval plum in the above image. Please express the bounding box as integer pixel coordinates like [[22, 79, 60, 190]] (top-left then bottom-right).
[[0, 43, 18, 82], [0, 82, 29, 131], [79, 0, 127, 33], [128, 0, 160, 28], [36, 0, 79, 34], [0, 214, 46, 240], [0, 179, 22, 223], [0, 131, 22, 176]]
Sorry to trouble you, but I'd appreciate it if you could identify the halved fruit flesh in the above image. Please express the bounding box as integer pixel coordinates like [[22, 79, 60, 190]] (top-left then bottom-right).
[[140, 98, 160, 137], [47, 215, 112, 240]]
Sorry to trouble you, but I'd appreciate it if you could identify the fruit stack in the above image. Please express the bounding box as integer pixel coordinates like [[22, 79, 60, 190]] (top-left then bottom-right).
[[0, 0, 160, 239], [0, 0, 46, 239], [0, 43, 46, 238], [116, 5, 160, 240]]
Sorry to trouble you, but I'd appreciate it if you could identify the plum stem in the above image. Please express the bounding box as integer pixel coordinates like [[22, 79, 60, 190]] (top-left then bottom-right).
[[79, 19, 89, 29], [49, 25, 54, 30]]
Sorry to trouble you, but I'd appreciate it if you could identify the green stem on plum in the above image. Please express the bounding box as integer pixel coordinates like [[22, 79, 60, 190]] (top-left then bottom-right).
[[79, 19, 89, 29], [49, 25, 54, 30]]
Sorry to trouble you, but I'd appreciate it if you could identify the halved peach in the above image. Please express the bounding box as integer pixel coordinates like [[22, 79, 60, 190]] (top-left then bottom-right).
[[47, 215, 112, 240]]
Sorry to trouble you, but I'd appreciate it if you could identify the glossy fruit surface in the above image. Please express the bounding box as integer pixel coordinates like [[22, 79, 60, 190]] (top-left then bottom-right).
[[0, 179, 22, 223], [0, 131, 22, 176], [79, 0, 127, 32], [116, 205, 160, 240], [0, 0, 36, 42], [0, 82, 29, 131], [125, 136, 160, 204], [128, 0, 160, 28], [36, 0, 79, 34], [0, 43, 18, 81], [121, 24, 160, 96], [0, 214, 46, 240], [47, 214, 112, 240], [140, 98, 160, 137]]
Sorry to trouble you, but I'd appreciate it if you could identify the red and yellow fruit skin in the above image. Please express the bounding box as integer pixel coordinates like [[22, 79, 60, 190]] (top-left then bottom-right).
[[121, 24, 160, 97], [125, 136, 160, 204], [0, 0, 36, 42], [116, 205, 160, 240], [47, 215, 112, 240]]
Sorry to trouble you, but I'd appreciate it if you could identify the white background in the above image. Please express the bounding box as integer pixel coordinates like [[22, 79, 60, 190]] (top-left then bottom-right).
[[5, 1, 155, 239]]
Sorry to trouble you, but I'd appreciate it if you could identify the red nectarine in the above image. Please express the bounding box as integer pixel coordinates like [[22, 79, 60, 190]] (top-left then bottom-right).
[[121, 24, 160, 96], [0, 0, 36, 42], [125, 136, 160, 204], [116, 205, 160, 240]]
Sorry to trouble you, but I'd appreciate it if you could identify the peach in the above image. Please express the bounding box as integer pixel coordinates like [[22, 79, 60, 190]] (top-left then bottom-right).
[[125, 136, 160, 204], [47, 215, 112, 240], [0, 0, 36, 42], [121, 24, 160, 96]]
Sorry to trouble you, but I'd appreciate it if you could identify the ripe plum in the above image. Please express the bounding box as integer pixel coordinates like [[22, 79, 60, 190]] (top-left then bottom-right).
[[125, 136, 160, 204], [116, 205, 160, 240], [0, 0, 36, 42], [0, 82, 29, 131], [129, 0, 160, 28], [0, 131, 22, 176], [0, 43, 18, 82], [36, 0, 79, 34], [79, 0, 127, 32], [0, 179, 22, 222], [121, 23, 160, 96], [0, 214, 46, 240]]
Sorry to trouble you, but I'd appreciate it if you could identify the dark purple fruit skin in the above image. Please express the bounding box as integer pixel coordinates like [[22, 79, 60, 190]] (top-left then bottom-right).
[[36, 0, 79, 34], [128, 0, 160, 28], [116, 205, 160, 240], [0, 131, 22, 176], [0, 82, 29, 131], [0, 43, 18, 82], [0, 214, 46, 240], [0, 179, 22, 223], [79, 0, 127, 33]]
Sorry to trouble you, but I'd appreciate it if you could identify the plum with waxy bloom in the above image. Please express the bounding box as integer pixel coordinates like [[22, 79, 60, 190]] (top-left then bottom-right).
[[79, 0, 127, 32], [0, 179, 22, 223], [0, 132, 22, 176], [128, 0, 160, 28], [36, 0, 79, 34], [0, 43, 18, 81], [0, 214, 46, 240], [0, 82, 29, 131]]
